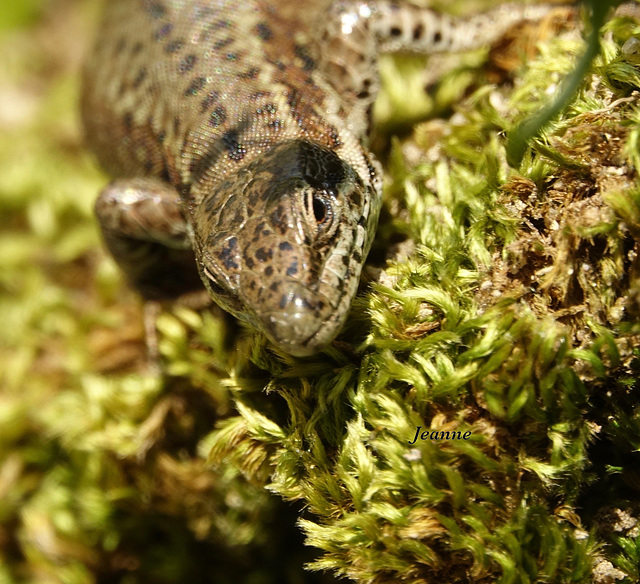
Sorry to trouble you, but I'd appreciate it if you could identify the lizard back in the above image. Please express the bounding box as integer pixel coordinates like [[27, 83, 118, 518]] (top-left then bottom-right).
[[82, 0, 381, 355]]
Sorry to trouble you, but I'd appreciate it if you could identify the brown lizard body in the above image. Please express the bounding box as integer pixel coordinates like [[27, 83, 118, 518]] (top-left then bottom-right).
[[82, 1, 563, 355]]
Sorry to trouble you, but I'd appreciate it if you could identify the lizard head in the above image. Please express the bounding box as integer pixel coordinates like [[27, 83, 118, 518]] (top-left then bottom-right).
[[192, 139, 380, 356]]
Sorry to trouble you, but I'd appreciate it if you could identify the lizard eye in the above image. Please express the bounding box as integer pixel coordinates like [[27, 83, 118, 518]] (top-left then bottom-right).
[[306, 191, 334, 233], [313, 194, 329, 224]]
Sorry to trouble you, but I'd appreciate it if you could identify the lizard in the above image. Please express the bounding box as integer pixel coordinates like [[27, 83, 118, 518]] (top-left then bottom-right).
[[82, 0, 565, 356]]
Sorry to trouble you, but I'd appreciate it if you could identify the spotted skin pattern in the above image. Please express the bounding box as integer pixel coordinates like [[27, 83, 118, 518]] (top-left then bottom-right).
[[83, 0, 560, 356]]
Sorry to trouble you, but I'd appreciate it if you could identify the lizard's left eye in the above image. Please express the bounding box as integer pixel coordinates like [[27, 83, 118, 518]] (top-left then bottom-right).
[[306, 191, 334, 233], [312, 194, 329, 224]]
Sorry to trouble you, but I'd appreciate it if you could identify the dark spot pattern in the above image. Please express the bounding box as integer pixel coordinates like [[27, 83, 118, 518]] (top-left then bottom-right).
[[249, 91, 268, 100], [209, 105, 227, 127], [238, 67, 260, 80], [189, 120, 250, 182], [213, 19, 230, 29], [286, 262, 298, 276], [413, 23, 424, 40], [433, 31, 442, 43], [214, 37, 233, 50], [179, 54, 197, 73], [256, 22, 273, 41], [294, 44, 316, 71], [390, 26, 402, 37], [222, 129, 246, 161], [200, 91, 220, 113], [184, 76, 207, 97], [218, 237, 239, 270], [256, 248, 272, 262], [115, 37, 126, 55], [165, 39, 185, 53], [133, 67, 147, 89], [154, 23, 173, 40], [145, 1, 166, 19]]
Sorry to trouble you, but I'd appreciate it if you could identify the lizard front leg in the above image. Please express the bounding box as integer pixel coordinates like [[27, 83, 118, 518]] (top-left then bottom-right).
[[95, 177, 202, 300]]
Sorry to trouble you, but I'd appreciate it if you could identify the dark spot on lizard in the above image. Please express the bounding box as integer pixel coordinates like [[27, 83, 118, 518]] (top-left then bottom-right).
[[190, 120, 251, 182], [294, 44, 316, 71], [154, 22, 173, 40], [413, 23, 424, 40], [222, 128, 246, 161], [217, 237, 239, 270], [115, 37, 126, 55], [132, 68, 147, 89], [226, 52, 238, 61], [238, 67, 260, 80], [256, 248, 272, 262], [131, 41, 143, 56], [123, 112, 133, 130], [390, 26, 402, 37], [329, 127, 341, 148], [366, 159, 377, 182], [200, 91, 220, 113], [145, 1, 166, 19], [433, 30, 442, 44], [165, 39, 185, 54], [157, 131, 166, 144], [213, 37, 233, 51], [286, 262, 298, 276], [249, 91, 269, 100], [246, 257, 255, 269], [194, 6, 214, 19], [179, 54, 197, 73], [265, 266, 274, 276], [256, 22, 273, 41], [279, 242, 293, 251], [184, 76, 207, 97], [253, 222, 267, 238], [271, 205, 288, 235], [208, 105, 227, 127]]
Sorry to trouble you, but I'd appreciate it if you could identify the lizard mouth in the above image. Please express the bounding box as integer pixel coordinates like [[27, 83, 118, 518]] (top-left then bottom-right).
[[258, 287, 346, 356]]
